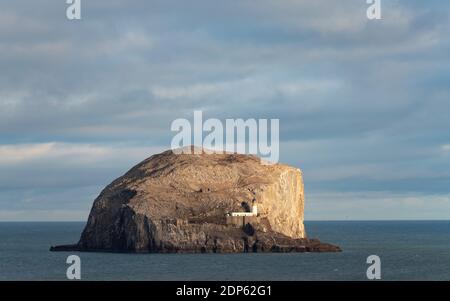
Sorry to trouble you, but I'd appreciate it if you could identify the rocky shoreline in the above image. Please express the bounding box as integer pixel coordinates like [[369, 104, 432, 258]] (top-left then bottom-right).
[[51, 229, 341, 253]]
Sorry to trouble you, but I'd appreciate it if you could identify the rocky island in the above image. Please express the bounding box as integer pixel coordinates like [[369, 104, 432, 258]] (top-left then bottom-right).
[[51, 147, 341, 253]]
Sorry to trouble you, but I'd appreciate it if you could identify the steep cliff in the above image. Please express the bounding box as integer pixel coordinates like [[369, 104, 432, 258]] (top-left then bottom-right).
[[51, 147, 340, 253]]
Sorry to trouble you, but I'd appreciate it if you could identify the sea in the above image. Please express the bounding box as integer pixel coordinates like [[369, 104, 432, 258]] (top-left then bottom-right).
[[0, 221, 449, 281]]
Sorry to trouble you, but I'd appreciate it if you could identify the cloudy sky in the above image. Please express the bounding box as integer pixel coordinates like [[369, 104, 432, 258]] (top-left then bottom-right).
[[1, 0, 449, 221]]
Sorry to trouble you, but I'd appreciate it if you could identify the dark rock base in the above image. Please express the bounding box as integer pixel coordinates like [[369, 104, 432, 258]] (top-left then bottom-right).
[[50, 230, 341, 253]]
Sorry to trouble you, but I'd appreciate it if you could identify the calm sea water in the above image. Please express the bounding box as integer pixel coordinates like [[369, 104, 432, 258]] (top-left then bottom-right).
[[0, 221, 449, 280]]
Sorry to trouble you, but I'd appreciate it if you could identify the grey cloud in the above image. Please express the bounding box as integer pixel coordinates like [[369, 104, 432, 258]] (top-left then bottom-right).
[[1, 0, 450, 220]]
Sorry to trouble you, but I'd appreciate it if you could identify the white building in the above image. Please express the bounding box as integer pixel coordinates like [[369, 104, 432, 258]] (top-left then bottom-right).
[[230, 201, 258, 217]]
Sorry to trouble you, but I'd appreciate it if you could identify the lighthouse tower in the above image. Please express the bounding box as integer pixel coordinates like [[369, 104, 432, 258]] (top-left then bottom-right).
[[251, 200, 258, 216]]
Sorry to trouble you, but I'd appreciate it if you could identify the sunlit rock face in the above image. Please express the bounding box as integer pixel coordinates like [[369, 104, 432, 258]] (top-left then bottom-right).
[[51, 147, 340, 253]]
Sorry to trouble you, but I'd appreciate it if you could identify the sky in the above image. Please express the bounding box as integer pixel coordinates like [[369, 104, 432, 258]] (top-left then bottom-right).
[[0, 0, 449, 221]]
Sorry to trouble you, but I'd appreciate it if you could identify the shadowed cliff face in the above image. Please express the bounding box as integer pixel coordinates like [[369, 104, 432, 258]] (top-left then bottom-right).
[[51, 148, 340, 253]]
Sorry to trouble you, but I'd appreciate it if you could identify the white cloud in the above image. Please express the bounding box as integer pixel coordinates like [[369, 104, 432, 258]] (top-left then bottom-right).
[[0, 11, 48, 35], [0, 143, 107, 165], [305, 191, 450, 220], [0, 143, 165, 166], [0, 143, 56, 164], [277, 79, 342, 96], [151, 82, 227, 100], [0, 209, 89, 221], [0, 40, 71, 59], [90, 30, 154, 57], [442, 144, 450, 151], [150, 77, 343, 105]]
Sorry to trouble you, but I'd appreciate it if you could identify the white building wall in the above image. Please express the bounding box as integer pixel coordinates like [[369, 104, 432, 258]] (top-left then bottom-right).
[[230, 205, 258, 217], [252, 205, 257, 216], [231, 212, 254, 217]]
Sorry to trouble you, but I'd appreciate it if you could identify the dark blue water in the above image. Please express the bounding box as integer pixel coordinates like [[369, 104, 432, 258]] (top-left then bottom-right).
[[0, 221, 449, 280]]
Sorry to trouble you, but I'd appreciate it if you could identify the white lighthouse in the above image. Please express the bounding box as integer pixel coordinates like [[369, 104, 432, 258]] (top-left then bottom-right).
[[251, 200, 258, 216]]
